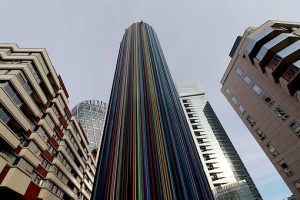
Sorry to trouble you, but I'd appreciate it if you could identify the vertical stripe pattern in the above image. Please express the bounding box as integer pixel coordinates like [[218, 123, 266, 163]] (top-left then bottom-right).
[[92, 22, 213, 200]]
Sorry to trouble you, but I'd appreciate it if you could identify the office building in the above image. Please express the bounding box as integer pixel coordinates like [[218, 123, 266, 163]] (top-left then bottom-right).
[[0, 44, 96, 200], [72, 100, 107, 158], [221, 20, 300, 198], [177, 81, 261, 200], [92, 22, 213, 199]]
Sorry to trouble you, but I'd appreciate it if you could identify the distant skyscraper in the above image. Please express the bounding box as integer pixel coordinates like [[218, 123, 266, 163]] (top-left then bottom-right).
[[221, 20, 300, 198], [92, 22, 213, 199], [177, 81, 261, 200], [72, 100, 107, 156]]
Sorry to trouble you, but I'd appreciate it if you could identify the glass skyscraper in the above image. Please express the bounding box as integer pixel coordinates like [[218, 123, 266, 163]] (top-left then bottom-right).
[[177, 81, 261, 200], [92, 22, 213, 199], [72, 100, 107, 153]]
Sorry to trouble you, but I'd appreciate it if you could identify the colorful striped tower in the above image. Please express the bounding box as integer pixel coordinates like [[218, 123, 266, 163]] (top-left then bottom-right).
[[92, 22, 213, 200]]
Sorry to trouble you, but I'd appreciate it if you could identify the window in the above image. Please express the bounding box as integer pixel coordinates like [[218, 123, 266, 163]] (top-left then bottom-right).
[[17, 72, 33, 95], [28, 63, 42, 84], [1, 83, 23, 107], [252, 84, 262, 95], [238, 105, 246, 115], [263, 94, 275, 107], [243, 75, 252, 85], [231, 96, 239, 105], [0, 70, 9, 74], [235, 67, 243, 77], [34, 174, 44, 186], [274, 106, 289, 121], [246, 115, 256, 127], [0, 107, 10, 124], [256, 128, 266, 140], [294, 180, 300, 191], [225, 88, 231, 96], [52, 185, 57, 194], [278, 160, 294, 177], [289, 121, 300, 137], [267, 142, 279, 157]]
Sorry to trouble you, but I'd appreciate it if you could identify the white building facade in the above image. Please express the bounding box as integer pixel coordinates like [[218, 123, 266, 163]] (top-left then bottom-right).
[[177, 81, 261, 200]]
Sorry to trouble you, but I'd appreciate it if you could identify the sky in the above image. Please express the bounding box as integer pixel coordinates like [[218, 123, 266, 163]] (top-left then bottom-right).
[[1, 0, 299, 199]]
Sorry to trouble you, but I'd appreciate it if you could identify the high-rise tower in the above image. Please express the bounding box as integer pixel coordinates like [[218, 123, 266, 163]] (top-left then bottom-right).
[[221, 20, 300, 198], [72, 100, 107, 158], [92, 22, 213, 199], [177, 81, 261, 200]]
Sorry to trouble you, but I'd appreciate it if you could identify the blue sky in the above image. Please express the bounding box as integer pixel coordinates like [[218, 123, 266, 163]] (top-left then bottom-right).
[[1, 0, 299, 199]]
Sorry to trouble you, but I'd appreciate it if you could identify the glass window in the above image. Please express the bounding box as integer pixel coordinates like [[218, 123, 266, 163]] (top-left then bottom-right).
[[0, 107, 10, 124], [243, 75, 252, 85], [28, 63, 42, 84], [274, 106, 289, 121], [267, 142, 279, 157], [17, 72, 33, 95], [52, 185, 57, 194], [231, 96, 239, 105], [2, 83, 23, 107], [256, 128, 266, 140], [263, 94, 275, 107], [294, 180, 300, 191], [289, 121, 300, 137], [225, 88, 231, 96], [238, 105, 246, 115], [278, 159, 294, 177], [0, 70, 9, 74], [246, 115, 256, 127], [235, 67, 243, 77], [252, 84, 262, 95]]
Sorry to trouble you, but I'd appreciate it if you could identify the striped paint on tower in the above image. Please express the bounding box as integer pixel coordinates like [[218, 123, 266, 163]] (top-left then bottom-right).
[[92, 22, 213, 200]]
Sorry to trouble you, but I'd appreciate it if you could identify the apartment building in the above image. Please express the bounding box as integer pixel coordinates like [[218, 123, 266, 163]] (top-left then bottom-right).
[[0, 44, 96, 200], [221, 20, 300, 198]]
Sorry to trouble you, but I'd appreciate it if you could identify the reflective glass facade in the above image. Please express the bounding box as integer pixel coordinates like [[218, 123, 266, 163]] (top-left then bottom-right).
[[177, 81, 261, 200], [72, 100, 107, 151]]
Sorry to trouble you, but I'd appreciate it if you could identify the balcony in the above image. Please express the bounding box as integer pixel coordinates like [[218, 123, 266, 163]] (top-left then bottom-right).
[[265, 40, 300, 82], [254, 33, 299, 72], [279, 60, 300, 96], [244, 27, 288, 64]]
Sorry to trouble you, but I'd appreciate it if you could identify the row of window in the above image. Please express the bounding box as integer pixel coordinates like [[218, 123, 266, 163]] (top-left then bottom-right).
[[43, 180, 65, 199], [226, 87, 297, 179], [56, 152, 72, 172], [232, 69, 300, 139], [235, 67, 263, 95], [262, 94, 300, 138], [1, 82, 23, 108], [50, 165, 68, 185]]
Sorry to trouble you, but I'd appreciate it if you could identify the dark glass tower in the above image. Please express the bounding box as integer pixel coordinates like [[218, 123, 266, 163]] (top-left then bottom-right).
[[92, 22, 213, 200]]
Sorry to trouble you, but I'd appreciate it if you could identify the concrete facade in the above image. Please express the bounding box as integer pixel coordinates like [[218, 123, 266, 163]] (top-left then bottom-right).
[[0, 44, 96, 200]]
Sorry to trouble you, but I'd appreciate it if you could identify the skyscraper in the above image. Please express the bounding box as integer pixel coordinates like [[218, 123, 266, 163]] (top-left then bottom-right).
[[221, 20, 300, 198], [0, 44, 96, 200], [92, 22, 213, 199], [72, 100, 107, 157], [177, 81, 261, 200]]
